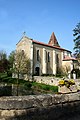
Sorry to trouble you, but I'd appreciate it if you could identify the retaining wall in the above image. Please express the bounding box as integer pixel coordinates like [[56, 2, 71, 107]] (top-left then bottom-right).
[[33, 76, 59, 86], [0, 93, 80, 119]]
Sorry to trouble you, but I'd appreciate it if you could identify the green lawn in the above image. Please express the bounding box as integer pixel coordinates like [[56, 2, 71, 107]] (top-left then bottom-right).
[[0, 73, 58, 95]]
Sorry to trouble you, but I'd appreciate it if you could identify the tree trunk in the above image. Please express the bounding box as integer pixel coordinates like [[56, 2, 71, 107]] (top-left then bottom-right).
[[16, 71, 19, 96]]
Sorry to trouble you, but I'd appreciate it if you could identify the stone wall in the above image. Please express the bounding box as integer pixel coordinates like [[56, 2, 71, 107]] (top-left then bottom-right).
[[33, 76, 59, 86], [0, 93, 80, 120]]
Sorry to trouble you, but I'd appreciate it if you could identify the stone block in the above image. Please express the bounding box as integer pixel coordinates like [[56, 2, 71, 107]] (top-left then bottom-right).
[[69, 85, 78, 93], [35, 94, 52, 107], [51, 94, 69, 104], [68, 93, 80, 102], [58, 86, 71, 94], [0, 96, 36, 110], [1, 110, 15, 117]]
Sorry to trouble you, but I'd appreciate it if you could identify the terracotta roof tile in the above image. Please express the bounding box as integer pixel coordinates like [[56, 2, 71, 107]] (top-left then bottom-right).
[[63, 56, 77, 61], [48, 32, 60, 47], [32, 40, 71, 52]]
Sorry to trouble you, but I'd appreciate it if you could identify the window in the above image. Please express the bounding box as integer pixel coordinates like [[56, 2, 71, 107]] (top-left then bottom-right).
[[37, 50, 39, 61], [56, 54, 59, 64], [48, 52, 50, 62], [45, 50, 47, 62], [22, 50, 24, 55]]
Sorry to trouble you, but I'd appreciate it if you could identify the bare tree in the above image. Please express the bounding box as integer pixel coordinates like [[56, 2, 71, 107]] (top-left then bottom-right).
[[13, 50, 31, 95], [62, 65, 71, 76]]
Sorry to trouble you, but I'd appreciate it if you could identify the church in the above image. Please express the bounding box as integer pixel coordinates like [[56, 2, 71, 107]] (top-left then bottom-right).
[[16, 32, 77, 77]]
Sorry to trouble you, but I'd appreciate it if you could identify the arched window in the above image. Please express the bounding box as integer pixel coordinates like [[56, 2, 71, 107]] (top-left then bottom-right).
[[37, 50, 39, 61], [22, 50, 24, 55], [48, 52, 50, 62], [56, 54, 59, 64]]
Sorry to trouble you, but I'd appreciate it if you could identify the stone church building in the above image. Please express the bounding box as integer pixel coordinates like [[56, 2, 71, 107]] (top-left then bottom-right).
[[16, 32, 77, 77]]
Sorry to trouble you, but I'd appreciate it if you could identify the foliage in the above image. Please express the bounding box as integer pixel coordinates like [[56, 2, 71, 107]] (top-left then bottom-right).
[[62, 65, 71, 76], [0, 86, 12, 96], [59, 80, 65, 86], [0, 50, 9, 73], [32, 82, 58, 92], [76, 69, 80, 78], [13, 50, 31, 95], [56, 67, 65, 77], [8, 50, 15, 69], [58, 79, 75, 88], [68, 79, 75, 85], [73, 22, 80, 58], [13, 50, 31, 78], [0, 72, 58, 94]]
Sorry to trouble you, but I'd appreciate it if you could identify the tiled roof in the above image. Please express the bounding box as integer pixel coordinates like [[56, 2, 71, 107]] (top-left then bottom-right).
[[48, 32, 60, 47], [63, 56, 77, 61], [32, 40, 71, 52]]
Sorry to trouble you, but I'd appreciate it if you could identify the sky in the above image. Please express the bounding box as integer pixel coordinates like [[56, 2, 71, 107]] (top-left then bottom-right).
[[0, 0, 80, 55]]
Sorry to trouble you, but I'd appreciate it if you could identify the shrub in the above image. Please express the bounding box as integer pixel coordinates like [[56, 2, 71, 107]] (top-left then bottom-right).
[[24, 82, 32, 89], [68, 79, 75, 85], [59, 79, 75, 88], [41, 85, 50, 91], [50, 86, 58, 92], [64, 80, 70, 88], [59, 80, 65, 86]]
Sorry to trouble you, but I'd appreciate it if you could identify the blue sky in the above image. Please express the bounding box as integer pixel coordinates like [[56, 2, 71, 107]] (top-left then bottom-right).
[[0, 0, 80, 55]]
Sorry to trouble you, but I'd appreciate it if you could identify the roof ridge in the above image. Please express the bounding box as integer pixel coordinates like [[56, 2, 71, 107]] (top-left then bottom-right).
[[32, 39, 71, 52]]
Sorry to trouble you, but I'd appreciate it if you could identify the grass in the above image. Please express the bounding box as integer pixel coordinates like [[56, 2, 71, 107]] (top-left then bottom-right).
[[31, 82, 58, 92], [0, 72, 58, 94]]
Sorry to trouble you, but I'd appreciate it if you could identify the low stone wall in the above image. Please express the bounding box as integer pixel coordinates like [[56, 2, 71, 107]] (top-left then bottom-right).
[[0, 93, 80, 119], [33, 76, 80, 92], [33, 76, 59, 86]]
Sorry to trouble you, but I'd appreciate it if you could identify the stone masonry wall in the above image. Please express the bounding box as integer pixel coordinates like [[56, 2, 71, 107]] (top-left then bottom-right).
[[0, 93, 80, 120], [33, 76, 59, 86]]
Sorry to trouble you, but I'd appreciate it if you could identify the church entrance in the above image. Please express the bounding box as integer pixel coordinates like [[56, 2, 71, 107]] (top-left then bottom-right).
[[35, 67, 40, 76]]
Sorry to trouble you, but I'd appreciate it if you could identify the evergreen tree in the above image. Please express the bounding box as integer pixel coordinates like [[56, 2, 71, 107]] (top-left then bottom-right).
[[73, 22, 80, 58], [8, 50, 15, 68], [0, 50, 9, 73]]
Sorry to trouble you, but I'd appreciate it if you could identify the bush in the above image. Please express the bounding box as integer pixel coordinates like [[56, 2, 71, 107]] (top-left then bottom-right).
[[59, 79, 75, 88], [0, 72, 58, 94], [32, 82, 58, 92], [7, 70, 12, 77], [40, 85, 50, 91], [24, 82, 32, 89], [0, 85, 12, 96], [56, 74, 64, 78], [68, 79, 75, 85], [59, 80, 65, 86], [49, 86, 58, 92]]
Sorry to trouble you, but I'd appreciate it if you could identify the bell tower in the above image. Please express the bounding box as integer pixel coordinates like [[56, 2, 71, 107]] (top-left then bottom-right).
[[48, 32, 60, 47]]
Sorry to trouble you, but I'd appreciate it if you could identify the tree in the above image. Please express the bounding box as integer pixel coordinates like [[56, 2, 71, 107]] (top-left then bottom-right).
[[73, 22, 80, 58], [8, 50, 15, 70], [13, 50, 31, 95], [62, 65, 71, 77], [0, 50, 9, 73]]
